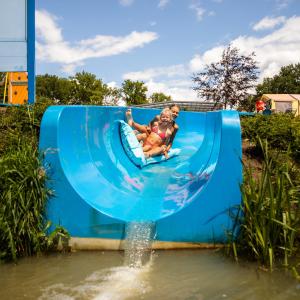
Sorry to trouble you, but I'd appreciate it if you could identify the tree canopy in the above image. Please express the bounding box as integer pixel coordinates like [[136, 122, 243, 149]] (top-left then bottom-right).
[[150, 92, 172, 103], [35, 71, 121, 105], [192, 45, 259, 109], [121, 80, 148, 105], [256, 63, 300, 96]]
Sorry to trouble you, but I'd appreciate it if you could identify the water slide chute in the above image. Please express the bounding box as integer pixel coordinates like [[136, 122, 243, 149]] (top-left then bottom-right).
[[39, 106, 242, 246]]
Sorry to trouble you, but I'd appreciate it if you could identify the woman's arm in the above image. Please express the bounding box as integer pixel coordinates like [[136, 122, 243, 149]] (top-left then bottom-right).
[[166, 124, 179, 151]]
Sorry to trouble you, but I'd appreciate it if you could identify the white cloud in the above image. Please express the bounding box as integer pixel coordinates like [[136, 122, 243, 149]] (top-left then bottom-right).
[[253, 16, 286, 31], [189, 54, 204, 72], [122, 16, 300, 102], [123, 65, 187, 81], [107, 81, 118, 88], [158, 0, 170, 9], [123, 65, 198, 101], [35, 10, 63, 43], [36, 10, 158, 74], [145, 79, 197, 101], [190, 16, 300, 81], [189, 3, 206, 21], [276, 0, 291, 10], [119, 0, 134, 7]]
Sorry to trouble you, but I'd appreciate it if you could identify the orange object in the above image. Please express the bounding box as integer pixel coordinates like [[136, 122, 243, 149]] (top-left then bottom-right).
[[255, 100, 265, 112], [8, 72, 28, 105]]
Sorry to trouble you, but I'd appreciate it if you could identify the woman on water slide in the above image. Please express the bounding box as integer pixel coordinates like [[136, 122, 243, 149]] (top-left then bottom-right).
[[126, 104, 180, 158]]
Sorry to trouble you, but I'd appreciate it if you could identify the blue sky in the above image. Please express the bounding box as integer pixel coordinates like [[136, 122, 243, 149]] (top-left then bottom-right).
[[36, 0, 300, 101]]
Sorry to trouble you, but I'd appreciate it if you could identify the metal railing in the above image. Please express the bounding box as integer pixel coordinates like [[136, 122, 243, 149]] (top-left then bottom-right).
[[133, 101, 221, 112]]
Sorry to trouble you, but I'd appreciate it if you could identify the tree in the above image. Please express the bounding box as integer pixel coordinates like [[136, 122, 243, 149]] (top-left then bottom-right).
[[70, 71, 108, 105], [36, 74, 73, 103], [102, 86, 121, 106], [256, 63, 300, 96], [121, 80, 148, 105], [149, 92, 172, 103], [192, 45, 259, 109]]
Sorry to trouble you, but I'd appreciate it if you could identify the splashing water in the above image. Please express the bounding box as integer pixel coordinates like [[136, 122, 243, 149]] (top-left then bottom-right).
[[39, 265, 152, 300], [39, 222, 156, 299], [123, 222, 156, 268]]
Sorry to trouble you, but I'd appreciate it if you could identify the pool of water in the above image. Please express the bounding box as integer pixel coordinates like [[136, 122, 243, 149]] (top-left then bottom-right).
[[0, 250, 299, 300]]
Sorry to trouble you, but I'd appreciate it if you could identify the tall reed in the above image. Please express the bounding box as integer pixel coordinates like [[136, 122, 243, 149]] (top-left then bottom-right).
[[231, 140, 300, 270], [0, 138, 51, 261]]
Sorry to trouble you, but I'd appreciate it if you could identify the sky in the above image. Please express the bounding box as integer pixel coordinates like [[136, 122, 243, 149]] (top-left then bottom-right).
[[36, 0, 300, 101]]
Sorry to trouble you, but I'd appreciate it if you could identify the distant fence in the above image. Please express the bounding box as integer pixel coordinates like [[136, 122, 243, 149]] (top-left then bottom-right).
[[133, 101, 222, 112]]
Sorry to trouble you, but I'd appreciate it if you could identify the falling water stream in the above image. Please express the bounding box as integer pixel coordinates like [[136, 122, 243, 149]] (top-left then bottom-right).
[[123, 222, 155, 268]]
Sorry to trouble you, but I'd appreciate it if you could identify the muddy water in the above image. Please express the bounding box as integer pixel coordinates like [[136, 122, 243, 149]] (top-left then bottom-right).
[[0, 250, 299, 300]]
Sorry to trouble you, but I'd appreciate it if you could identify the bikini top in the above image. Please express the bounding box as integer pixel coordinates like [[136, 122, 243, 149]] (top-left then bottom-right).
[[151, 125, 167, 141]]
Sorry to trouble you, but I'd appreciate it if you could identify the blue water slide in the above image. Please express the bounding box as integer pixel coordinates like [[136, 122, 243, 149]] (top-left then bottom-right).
[[39, 106, 242, 243]]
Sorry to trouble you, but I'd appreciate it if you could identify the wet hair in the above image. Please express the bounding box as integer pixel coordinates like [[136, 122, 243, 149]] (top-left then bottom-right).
[[160, 108, 173, 120], [169, 104, 180, 110]]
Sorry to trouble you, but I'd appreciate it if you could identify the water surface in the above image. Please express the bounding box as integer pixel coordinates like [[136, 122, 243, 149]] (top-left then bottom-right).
[[0, 250, 299, 300]]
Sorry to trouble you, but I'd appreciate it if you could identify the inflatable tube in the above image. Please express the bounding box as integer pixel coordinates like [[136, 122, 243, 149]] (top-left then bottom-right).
[[119, 120, 180, 167]]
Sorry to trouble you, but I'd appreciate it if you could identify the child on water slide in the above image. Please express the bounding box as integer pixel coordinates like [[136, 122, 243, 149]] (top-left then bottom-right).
[[126, 108, 174, 159]]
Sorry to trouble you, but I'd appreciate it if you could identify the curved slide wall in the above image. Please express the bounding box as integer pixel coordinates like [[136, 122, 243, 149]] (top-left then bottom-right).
[[39, 106, 242, 244]]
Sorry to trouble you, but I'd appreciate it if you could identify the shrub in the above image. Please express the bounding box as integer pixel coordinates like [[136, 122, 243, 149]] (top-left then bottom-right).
[[241, 114, 300, 162]]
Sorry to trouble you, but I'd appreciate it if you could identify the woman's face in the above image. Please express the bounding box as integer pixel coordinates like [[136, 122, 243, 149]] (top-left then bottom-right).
[[171, 106, 180, 119]]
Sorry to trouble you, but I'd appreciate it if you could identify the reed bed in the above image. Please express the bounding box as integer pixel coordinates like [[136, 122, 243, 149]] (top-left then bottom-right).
[[0, 139, 51, 261], [0, 102, 68, 261], [230, 140, 300, 271]]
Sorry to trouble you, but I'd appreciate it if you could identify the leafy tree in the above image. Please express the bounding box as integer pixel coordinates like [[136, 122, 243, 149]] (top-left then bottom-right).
[[103, 86, 121, 106], [36, 74, 73, 103], [256, 63, 300, 96], [150, 92, 172, 103], [192, 45, 259, 109], [238, 95, 257, 112], [70, 71, 109, 105], [121, 80, 148, 105]]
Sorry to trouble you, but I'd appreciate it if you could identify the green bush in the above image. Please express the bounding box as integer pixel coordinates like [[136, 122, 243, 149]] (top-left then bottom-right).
[[0, 98, 53, 155], [241, 114, 300, 161]]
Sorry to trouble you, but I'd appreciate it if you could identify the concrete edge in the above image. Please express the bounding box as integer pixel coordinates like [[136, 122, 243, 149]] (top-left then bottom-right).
[[69, 237, 224, 250]]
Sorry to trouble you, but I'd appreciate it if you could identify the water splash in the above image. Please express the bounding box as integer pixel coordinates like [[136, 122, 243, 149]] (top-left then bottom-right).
[[39, 265, 152, 300], [39, 222, 156, 299], [123, 221, 156, 268]]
